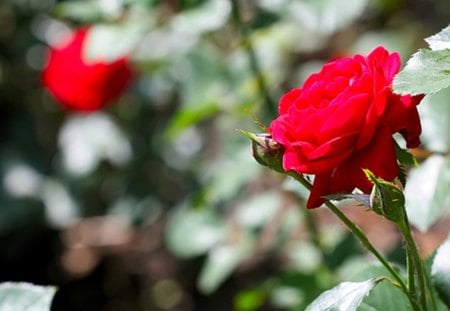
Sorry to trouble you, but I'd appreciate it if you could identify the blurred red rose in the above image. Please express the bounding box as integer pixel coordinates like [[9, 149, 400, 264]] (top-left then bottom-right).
[[42, 28, 133, 112], [269, 46, 423, 208]]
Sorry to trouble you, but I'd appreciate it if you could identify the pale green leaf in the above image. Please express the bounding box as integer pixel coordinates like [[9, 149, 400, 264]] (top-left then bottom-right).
[[431, 234, 450, 307], [347, 264, 411, 311], [288, 0, 369, 34], [84, 22, 147, 63], [165, 49, 228, 138], [305, 278, 382, 311], [405, 155, 450, 231], [203, 147, 261, 204], [165, 104, 219, 139], [234, 191, 289, 229], [165, 206, 226, 258], [323, 193, 371, 207], [171, 0, 230, 35], [425, 25, 450, 51], [198, 239, 252, 294], [0, 282, 57, 311], [393, 49, 450, 95], [419, 89, 450, 153], [53, 1, 104, 22]]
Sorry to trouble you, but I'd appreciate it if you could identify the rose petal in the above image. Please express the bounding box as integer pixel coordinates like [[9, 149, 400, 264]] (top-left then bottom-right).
[[320, 93, 370, 142], [279, 88, 302, 114], [306, 173, 331, 209], [330, 126, 399, 194]]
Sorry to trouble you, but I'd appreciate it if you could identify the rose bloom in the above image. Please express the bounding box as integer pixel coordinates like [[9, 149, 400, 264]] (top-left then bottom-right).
[[269, 46, 423, 209], [42, 28, 133, 112]]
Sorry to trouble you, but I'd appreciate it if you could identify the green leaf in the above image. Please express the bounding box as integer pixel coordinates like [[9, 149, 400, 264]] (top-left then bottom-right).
[[423, 253, 449, 311], [197, 238, 252, 294], [324, 233, 364, 270], [84, 22, 148, 63], [234, 288, 267, 311], [425, 24, 450, 51], [288, 0, 369, 34], [53, 1, 104, 22], [234, 191, 284, 229], [165, 103, 219, 139], [395, 142, 418, 166], [305, 278, 383, 311], [165, 49, 229, 138], [405, 155, 450, 231], [165, 206, 226, 258], [431, 234, 450, 308], [171, 0, 230, 35], [0, 282, 57, 311], [419, 88, 450, 153], [348, 264, 411, 310], [393, 49, 450, 95]]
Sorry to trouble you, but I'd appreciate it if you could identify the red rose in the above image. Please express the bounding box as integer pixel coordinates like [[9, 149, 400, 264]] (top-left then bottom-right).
[[42, 28, 133, 112], [269, 47, 423, 209]]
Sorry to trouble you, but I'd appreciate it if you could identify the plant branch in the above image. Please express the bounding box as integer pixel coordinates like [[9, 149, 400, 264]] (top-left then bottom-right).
[[286, 171, 418, 309], [398, 217, 432, 310], [230, 0, 277, 117]]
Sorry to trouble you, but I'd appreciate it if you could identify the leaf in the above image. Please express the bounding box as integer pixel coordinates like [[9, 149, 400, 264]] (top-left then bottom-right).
[[431, 234, 450, 308], [275, 272, 331, 309], [404, 155, 450, 231], [288, 0, 369, 34], [202, 146, 261, 204], [305, 278, 383, 311], [324, 233, 364, 270], [171, 0, 231, 35], [393, 49, 450, 95], [0, 282, 57, 311], [197, 239, 252, 294], [395, 142, 418, 166], [234, 288, 267, 311], [165, 49, 229, 138], [165, 103, 219, 139], [425, 24, 450, 51], [165, 206, 226, 258], [53, 1, 104, 22], [419, 88, 450, 153], [84, 22, 147, 63], [323, 193, 371, 207], [348, 264, 412, 310], [234, 191, 283, 229]]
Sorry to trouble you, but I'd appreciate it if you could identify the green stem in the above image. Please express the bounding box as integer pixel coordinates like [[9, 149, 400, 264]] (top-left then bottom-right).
[[286, 171, 418, 309], [230, 0, 277, 117], [324, 201, 409, 295], [406, 247, 417, 305], [398, 218, 430, 310], [302, 202, 321, 248]]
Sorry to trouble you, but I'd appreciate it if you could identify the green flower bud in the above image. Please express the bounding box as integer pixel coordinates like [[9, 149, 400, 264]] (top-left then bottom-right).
[[240, 131, 285, 173], [365, 169, 406, 224]]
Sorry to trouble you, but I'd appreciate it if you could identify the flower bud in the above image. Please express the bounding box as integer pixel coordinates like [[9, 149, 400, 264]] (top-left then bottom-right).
[[240, 131, 285, 173], [365, 170, 406, 223]]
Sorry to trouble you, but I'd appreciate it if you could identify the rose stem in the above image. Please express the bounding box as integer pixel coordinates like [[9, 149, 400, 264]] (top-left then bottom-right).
[[286, 171, 418, 309], [397, 214, 432, 310], [230, 0, 277, 117]]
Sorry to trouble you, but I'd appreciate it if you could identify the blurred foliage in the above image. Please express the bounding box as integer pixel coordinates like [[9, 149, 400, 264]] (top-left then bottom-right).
[[0, 0, 450, 310], [431, 234, 450, 308], [0, 282, 56, 310]]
